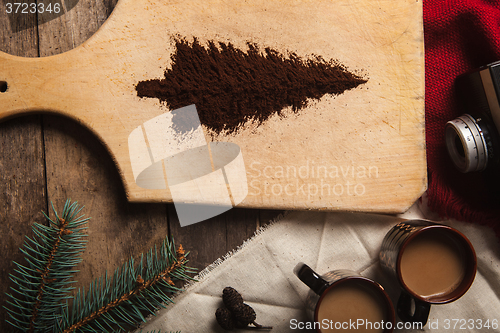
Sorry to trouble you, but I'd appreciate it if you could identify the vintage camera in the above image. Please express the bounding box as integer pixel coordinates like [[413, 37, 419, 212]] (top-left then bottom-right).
[[445, 60, 500, 173]]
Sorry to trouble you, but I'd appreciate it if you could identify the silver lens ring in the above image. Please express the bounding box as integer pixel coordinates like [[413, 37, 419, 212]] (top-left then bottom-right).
[[445, 114, 488, 172]]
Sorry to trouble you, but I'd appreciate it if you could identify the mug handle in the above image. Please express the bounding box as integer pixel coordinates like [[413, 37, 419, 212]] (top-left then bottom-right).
[[397, 290, 431, 326], [294, 263, 329, 296]]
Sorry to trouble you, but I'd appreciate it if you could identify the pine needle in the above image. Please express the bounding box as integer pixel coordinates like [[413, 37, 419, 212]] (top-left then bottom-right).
[[4, 200, 90, 333], [4, 199, 194, 333], [59, 237, 196, 333]]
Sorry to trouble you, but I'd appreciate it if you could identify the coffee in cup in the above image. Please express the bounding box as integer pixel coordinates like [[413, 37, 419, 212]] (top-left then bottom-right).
[[294, 263, 395, 333], [379, 220, 476, 325]]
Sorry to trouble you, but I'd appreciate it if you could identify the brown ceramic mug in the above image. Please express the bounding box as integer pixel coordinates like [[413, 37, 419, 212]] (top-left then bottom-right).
[[379, 220, 477, 326], [294, 263, 395, 333]]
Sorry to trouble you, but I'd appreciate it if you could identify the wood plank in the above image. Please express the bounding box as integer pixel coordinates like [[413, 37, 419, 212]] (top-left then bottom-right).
[[42, 115, 170, 290], [169, 206, 260, 272], [0, 3, 45, 331], [0, 116, 47, 332], [259, 209, 285, 226], [0, 0, 38, 57], [35, 0, 172, 305], [38, 0, 118, 56]]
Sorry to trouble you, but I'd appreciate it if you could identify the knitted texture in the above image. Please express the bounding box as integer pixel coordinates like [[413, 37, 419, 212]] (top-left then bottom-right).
[[424, 0, 500, 236]]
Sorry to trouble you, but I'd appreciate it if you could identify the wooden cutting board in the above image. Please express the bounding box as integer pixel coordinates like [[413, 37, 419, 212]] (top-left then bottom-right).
[[0, 0, 426, 213]]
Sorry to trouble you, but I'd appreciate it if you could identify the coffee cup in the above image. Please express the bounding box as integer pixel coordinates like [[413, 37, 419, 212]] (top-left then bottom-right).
[[379, 220, 476, 325], [294, 263, 395, 333]]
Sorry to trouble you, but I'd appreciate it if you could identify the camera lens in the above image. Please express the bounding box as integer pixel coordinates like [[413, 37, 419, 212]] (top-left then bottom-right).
[[445, 114, 488, 173]]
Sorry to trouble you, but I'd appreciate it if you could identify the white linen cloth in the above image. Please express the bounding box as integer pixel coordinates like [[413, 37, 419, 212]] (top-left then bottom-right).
[[138, 201, 500, 332]]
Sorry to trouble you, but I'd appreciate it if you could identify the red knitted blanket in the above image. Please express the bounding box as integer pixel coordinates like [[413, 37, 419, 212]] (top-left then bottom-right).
[[424, 0, 500, 236]]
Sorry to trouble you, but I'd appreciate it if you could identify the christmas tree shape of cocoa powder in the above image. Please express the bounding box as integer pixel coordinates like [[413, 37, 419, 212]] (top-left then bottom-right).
[[136, 37, 367, 135]]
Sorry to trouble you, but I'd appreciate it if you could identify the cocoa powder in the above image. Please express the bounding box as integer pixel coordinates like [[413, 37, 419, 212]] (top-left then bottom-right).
[[136, 37, 367, 135]]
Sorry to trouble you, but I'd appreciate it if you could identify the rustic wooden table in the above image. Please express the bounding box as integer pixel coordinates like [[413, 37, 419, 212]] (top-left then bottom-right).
[[0, 1, 283, 330]]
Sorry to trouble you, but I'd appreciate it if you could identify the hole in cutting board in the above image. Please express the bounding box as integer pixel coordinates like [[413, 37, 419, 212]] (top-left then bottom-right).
[[1, 0, 118, 57], [0, 81, 7, 93]]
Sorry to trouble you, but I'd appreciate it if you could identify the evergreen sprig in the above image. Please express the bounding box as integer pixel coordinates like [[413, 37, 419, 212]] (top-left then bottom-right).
[[58, 239, 195, 333], [4, 199, 195, 333], [5, 200, 90, 332]]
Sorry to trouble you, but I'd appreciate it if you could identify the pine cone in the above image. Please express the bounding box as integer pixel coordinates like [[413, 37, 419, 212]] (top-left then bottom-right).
[[222, 287, 244, 310], [215, 307, 235, 330], [232, 303, 257, 327], [216, 287, 273, 330]]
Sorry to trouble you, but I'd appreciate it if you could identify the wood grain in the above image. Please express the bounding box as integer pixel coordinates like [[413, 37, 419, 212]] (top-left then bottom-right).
[[0, 0, 427, 213], [0, 2, 45, 329], [38, 0, 118, 57], [35, 0, 171, 301], [0, 0, 38, 57], [41, 114, 171, 293], [0, 1, 269, 331], [0, 0, 424, 329], [170, 207, 261, 271], [0, 116, 47, 331]]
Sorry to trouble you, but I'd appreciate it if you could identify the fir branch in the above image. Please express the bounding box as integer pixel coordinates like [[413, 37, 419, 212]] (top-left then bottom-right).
[[5, 199, 192, 333], [59, 239, 196, 333], [4, 200, 90, 333]]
